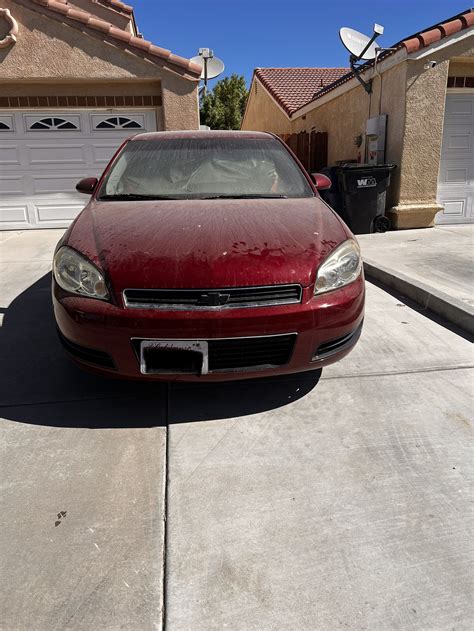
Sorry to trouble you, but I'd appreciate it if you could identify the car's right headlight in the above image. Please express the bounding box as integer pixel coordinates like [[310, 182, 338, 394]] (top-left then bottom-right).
[[53, 246, 109, 300], [314, 239, 362, 295]]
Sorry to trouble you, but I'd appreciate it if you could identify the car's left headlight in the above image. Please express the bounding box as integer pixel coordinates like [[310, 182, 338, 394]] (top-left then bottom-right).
[[53, 246, 109, 300], [314, 239, 362, 295]]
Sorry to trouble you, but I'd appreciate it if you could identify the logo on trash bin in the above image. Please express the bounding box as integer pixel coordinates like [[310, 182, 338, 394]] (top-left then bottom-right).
[[357, 177, 377, 188]]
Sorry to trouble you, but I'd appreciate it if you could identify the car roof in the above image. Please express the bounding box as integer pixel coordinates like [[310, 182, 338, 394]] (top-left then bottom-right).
[[130, 130, 276, 141]]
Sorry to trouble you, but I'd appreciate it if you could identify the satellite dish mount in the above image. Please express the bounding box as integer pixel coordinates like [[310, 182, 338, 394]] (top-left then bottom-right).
[[190, 48, 225, 98], [340, 24, 384, 94]]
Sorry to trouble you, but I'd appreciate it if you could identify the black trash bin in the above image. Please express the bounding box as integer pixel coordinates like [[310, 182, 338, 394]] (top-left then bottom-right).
[[335, 164, 396, 234]]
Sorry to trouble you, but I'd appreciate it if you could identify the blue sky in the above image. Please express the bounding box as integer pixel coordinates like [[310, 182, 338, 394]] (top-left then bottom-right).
[[133, 0, 468, 87]]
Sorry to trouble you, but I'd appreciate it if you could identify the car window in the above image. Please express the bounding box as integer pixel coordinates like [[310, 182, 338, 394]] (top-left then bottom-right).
[[98, 137, 314, 200]]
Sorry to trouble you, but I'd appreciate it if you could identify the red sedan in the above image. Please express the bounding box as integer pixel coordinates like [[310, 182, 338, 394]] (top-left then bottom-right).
[[52, 131, 364, 381]]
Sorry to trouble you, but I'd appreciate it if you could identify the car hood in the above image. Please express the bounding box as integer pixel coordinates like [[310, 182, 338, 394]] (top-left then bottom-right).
[[67, 198, 349, 292]]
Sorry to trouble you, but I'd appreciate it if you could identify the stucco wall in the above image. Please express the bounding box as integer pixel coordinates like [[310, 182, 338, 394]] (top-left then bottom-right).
[[292, 83, 368, 163], [161, 74, 199, 131], [391, 58, 448, 226], [0, 0, 199, 130], [241, 79, 293, 135]]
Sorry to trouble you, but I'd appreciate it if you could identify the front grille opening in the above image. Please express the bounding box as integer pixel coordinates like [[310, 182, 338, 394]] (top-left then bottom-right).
[[143, 348, 203, 375], [57, 330, 116, 370], [208, 334, 296, 372]]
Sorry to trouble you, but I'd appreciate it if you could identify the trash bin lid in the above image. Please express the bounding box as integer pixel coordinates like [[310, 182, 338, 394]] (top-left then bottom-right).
[[337, 163, 396, 172]]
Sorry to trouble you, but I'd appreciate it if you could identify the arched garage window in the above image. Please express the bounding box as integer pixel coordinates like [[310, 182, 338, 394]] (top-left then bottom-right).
[[95, 116, 143, 130], [29, 117, 79, 130], [0, 116, 13, 131]]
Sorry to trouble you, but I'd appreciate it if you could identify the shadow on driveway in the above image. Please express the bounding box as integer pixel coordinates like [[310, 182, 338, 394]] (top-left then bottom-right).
[[0, 273, 321, 428]]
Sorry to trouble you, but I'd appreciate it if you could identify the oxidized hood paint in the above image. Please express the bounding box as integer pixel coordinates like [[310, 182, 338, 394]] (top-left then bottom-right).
[[66, 197, 350, 293]]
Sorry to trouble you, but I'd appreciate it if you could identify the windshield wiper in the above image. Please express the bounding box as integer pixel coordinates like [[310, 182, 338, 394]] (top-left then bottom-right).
[[199, 194, 288, 199], [98, 194, 181, 201]]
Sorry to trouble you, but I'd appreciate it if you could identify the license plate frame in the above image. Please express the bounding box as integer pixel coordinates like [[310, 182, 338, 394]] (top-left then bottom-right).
[[139, 339, 209, 375]]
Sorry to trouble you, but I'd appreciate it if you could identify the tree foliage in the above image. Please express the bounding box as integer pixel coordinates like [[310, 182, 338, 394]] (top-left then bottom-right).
[[200, 74, 248, 130]]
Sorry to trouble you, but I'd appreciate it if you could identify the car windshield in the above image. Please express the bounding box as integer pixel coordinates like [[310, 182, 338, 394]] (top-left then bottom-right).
[[97, 137, 314, 200]]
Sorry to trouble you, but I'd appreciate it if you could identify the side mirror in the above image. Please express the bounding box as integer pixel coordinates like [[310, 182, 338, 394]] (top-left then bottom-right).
[[311, 173, 332, 190], [76, 177, 98, 195]]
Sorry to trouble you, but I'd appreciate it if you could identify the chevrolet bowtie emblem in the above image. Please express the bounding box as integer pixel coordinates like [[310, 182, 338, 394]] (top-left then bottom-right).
[[197, 292, 230, 306]]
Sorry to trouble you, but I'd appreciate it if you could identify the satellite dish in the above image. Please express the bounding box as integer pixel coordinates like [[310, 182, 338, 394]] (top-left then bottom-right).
[[339, 27, 379, 60], [190, 55, 225, 80]]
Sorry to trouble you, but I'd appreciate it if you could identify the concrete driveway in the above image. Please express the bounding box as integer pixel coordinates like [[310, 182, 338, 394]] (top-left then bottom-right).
[[0, 230, 472, 630]]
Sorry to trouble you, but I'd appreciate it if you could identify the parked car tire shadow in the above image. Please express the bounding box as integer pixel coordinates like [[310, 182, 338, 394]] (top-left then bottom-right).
[[0, 273, 321, 428]]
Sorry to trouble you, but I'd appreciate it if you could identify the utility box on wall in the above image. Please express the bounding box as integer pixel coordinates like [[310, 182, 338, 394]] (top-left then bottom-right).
[[366, 115, 387, 165]]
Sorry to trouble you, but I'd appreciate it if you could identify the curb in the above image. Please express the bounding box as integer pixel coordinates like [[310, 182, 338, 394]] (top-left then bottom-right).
[[363, 259, 474, 336]]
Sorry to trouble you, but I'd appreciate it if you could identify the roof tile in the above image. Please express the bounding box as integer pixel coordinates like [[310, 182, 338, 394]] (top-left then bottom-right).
[[25, 0, 202, 78], [87, 15, 111, 33], [109, 25, 132, 42], [419, 28, 443, 47], [255, 68, 350, 115], [66, 7, 90, 23], [129, 35, 150, 50], [441, 18, 465, 38], [48, 0, 69, 13]]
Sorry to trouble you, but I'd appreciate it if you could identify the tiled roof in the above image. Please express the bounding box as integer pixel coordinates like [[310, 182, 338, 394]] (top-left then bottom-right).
[[25, 0, 202, 78], [96, 0, 133, 15], [400, 8, 473, 53], [254, 68, 349, 115], [305, 8, 474, 109]]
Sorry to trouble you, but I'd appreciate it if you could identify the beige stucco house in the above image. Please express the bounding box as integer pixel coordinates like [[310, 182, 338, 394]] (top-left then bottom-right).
[[0, 0, 201, 229], [242, 9, 474, 229]]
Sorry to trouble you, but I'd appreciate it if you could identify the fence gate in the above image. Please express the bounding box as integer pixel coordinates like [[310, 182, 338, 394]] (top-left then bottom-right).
[[280, 131, 328, 173]]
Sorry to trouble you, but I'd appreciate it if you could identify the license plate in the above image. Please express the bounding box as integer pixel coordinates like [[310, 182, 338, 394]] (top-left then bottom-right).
[[139, 340, 209, 375]]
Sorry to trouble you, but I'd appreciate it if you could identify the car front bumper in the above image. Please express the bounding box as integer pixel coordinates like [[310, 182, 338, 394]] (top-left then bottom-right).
[[53, 276, 365, 381]]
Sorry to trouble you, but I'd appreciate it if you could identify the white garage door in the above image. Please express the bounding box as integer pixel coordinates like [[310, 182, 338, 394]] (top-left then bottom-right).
[[0, 110, 157, 230], [436, 93, 474, 224]]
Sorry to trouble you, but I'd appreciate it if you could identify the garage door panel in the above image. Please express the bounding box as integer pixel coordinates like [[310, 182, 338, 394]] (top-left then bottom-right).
[[439, 159, 472, 186], [0, 205, 29, 226], [27, 144, 88, 166], [35, 203, 86, 224], [445, 96, 474, 116], [0, 145, 21, 165], [0, 109, 156, 229], [441, 199, 465, 217], [437, 94, 474, 225], [442, 123, 472, 151], [0, 176, 24, 195], [32, 174, 88, 194]]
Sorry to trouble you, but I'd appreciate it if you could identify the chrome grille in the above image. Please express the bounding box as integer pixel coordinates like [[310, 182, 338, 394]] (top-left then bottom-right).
[[123, 285, 302, 310]]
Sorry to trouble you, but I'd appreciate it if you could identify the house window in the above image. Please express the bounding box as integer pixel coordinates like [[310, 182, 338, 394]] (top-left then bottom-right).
[[29, 117, 79, 130], [95, 116, 143, 130], [0, 121, 12, 130]]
